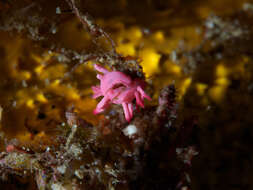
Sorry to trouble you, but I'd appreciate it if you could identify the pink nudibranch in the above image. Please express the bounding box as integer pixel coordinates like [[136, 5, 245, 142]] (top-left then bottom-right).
[[92, 64, 151, 122]]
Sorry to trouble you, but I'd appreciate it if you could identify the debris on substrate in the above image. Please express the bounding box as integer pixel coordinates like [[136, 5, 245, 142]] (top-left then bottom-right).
[[0, 85, 197, 190]]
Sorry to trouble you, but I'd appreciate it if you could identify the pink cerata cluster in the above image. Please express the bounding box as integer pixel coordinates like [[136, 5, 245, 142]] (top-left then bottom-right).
[[92, 64, 151, 122]]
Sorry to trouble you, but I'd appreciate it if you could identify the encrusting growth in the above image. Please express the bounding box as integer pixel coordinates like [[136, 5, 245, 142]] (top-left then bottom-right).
[[92, 64, 151, 122]]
